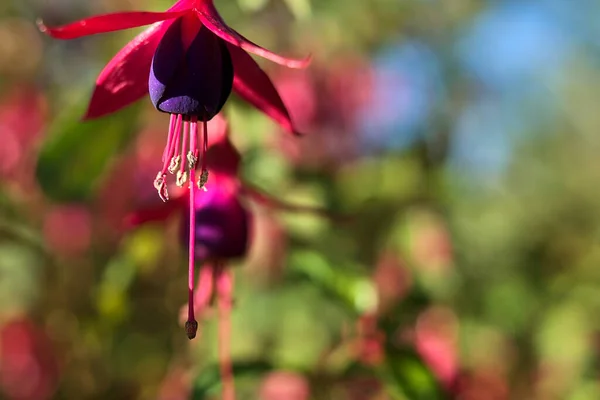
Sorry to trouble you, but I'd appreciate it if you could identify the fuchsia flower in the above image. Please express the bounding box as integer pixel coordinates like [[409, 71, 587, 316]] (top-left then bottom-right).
[[39, 1, 309, 341], [39, 0, 307, 197]]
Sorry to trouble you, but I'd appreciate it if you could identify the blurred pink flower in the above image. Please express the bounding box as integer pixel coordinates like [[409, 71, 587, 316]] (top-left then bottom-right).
[[43, 204, 92, 257], [0, 87, 46, 190], [0, 318, 60, 400], [275, 58, 374, 169], [259, 371, 310, 400], [415, 306, 459, 388]]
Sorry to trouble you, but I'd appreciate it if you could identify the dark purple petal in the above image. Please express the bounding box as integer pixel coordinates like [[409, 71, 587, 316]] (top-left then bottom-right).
[[149, 18, 233, 118]]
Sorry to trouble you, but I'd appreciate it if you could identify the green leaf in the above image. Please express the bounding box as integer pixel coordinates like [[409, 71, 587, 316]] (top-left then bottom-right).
[[381, 347, 446, 400], [289, 250, 378, 314], [36, 101, 139, 202]]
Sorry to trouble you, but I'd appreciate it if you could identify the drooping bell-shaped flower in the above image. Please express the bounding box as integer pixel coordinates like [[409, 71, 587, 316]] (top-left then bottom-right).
[[39, 0, 309, 343], [38, 0, 307, 134], [39, 0, 310, 198]]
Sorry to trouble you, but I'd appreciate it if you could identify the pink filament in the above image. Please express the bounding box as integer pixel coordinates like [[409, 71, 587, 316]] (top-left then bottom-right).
[[187, 120, 198, 325], [179, 120, 189, 175], [161, 114, 177, 163], [161, 114, 183, 174], [202, 117, 208, 173], [190, 116, 198, 158]]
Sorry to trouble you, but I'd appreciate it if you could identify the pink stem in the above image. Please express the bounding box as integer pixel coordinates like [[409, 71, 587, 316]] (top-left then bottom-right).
[[185, 120, 199, 340], [216, 264, 235, 400]]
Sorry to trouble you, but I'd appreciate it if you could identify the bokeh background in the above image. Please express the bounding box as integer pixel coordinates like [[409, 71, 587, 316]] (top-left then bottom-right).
[[1, 0, 600, 399]]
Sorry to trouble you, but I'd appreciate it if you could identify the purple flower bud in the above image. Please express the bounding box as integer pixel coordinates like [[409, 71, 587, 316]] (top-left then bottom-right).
[[149, 17, 233, 118]]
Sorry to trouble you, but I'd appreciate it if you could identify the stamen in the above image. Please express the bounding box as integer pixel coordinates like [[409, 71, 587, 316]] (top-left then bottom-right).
[[176, 170, 188, 187], [198, 169, 209, 191], [155, 115, 184, 201], [179, 119, 189, 177], [161, 114, 177, 163], [161, 114, 183, 175], [190, 116, 199, 163], [197, 116, 209, 191], [187, 150, 198, 170], [153, 172, 169, 202], [172, 121, 182, 166], [190, 117, 200, 181], [168, 155, 180, 174]]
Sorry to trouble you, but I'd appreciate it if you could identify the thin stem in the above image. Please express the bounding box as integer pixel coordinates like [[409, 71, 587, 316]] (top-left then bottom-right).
[[187, 185, 195, 324], [185, 120, 199, 340]]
